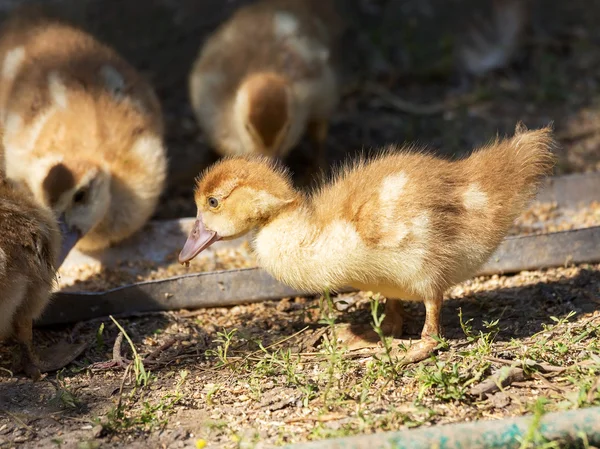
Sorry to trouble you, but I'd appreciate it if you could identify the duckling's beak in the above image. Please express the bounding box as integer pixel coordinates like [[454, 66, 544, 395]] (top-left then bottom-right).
[[57, 214, 82, 267], [179, 217, 221, 264]]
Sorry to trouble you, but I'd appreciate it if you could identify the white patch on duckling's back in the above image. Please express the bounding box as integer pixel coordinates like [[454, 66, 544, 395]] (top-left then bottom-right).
[[4, 111, 23, 136], [130, 135, 164, 165], [410, 211, 431, 240], [463, 183, 488, 210], [2, 46, 25, 80], [393, 221, 410, 243], [128, 135, 166, 198], [379, 172, 408, 205], [377, 172, 410, 245], [4, 107, 56, 158], [274, 11, 299, 38], [48, 72, 68, 109]]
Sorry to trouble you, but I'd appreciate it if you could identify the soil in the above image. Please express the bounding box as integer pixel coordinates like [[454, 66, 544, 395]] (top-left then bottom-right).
[[1, 0, 600, 448]]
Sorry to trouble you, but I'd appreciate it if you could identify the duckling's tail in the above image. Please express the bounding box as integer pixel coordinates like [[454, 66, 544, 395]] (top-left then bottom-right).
[[466, 122, 556, 219]]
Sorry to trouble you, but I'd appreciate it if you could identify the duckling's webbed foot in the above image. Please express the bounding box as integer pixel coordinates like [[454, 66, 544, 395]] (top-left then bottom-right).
[[396, 293, 443, 365], [397, 337, 438, 365]]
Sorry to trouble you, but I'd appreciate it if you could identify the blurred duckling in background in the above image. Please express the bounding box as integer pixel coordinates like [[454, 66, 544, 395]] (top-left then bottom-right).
[[179, 124, 555, 363], [0, 8, 167, 265], [0, 175, 60, 380], [189, 0, 342, 169], [455, 0, 532, 83]]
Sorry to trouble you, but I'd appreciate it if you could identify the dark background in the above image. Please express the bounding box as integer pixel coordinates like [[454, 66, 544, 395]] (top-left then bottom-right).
[[3, 0, 598, 217]]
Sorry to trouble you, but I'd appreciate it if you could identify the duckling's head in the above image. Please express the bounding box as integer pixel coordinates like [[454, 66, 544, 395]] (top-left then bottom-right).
[[33, 159, 111, 265], [233, 73, 300, 158], [179, 156, 298, 264]]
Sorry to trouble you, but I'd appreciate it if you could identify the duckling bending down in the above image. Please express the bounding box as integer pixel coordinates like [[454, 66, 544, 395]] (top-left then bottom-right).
[[179, 124, 555, 363], [0, 9, 167, 265], [189, 0, 341, 167], [0, 177, 60, 380]]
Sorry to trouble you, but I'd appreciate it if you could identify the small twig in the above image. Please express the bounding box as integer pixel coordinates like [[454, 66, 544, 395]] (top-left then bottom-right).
[[532, 373, 569, 393], [285, 413, 346, 424], [1, 411, 33, 431], [365, 82, 478, 116], [470, 366, 526, 397], [0, 367, 13, 377], [243, 326, 310, 362], [143, 337, 178, 362], [587, 376, 600, 404], [113, 332, 124, 365], [510, 381, 534, 388], [115, 363, 132, 413], [556, 127, 600, 143]]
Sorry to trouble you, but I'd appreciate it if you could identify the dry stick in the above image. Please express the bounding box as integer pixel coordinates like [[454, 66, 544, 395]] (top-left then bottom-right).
[[284, 413, 346, 424], [364, 82, 478, 116], [144, 337, 179, 363], [472, 356, 592, 396], [470, 366, 526, 397], [113, 332, 124, 365], [1, 411, 33, 431], [238, 326, 310, 361], [533, 373, 569, 393], [556, 127, 600, 143], [587, 376, 600, 404], [115, 363, 133, 415]]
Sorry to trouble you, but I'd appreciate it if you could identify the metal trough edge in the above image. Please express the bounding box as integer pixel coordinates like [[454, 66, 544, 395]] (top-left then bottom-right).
[[38, 226, 600, 326]]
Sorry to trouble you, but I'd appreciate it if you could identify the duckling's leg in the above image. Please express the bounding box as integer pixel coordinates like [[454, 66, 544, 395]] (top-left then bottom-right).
[[307, 119, 329, 171], [12, 312, 41, 381], [398, 294, 443, 364]]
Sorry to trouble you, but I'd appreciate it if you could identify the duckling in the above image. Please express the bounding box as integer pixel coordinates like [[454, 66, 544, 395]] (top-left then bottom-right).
[[179, 124, 555, 363], [455, 0, 531, 81], [188, 0, 341, 168], [0, 175, 60, 380], [0, 9, 167, 265]]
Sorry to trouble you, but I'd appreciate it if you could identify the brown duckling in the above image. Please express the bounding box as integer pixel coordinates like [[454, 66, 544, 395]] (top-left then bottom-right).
[[188, 0, 342, 168], [0, 176, 60, 380], [179, 124, 555, 363], [0, 8, 167, 265]]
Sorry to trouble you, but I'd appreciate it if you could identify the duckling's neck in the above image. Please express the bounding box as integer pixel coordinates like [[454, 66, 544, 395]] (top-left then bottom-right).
[[253, 199, 362, 293]]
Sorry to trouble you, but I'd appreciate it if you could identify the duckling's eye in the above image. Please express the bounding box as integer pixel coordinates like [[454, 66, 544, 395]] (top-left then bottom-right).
[[73, 187, 88, 204], [208, 197, 219, 208]]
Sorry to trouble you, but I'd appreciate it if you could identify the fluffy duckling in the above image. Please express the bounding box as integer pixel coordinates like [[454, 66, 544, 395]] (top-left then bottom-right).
[[0, 9, 167, 265], [0, 176, 60, 380], [188, 0, 341, 167], [179, 124, 555, 363]]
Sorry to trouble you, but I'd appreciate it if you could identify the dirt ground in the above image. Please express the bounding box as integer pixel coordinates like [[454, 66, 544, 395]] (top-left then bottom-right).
[[1, 265, 599, 449], [1, 0, 600, 448]]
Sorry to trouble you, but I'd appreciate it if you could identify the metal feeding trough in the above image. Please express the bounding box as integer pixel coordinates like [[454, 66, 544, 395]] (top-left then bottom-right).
[[37, 172, 600, 327]]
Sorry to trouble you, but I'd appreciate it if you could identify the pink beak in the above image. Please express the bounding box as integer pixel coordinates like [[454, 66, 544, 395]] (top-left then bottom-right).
[[178, 217, 221, 264]]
